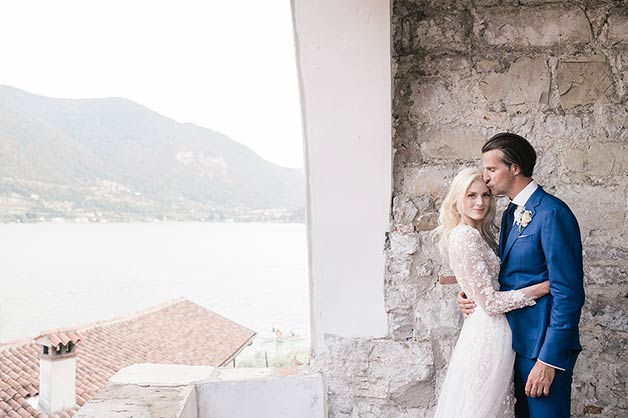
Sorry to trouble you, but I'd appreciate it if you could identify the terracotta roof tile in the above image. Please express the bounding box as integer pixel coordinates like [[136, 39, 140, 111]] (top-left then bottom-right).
[[4, 387, 18, 399], [36, 331, 81, 349], [0, 400, 10, 412], [0, 298, 255, 418], [7, 399, 21, 410], [17, 408, 32, 418]]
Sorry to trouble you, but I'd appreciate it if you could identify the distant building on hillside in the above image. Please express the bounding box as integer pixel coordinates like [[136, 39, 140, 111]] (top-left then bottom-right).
[[0, 299, 256, 418]]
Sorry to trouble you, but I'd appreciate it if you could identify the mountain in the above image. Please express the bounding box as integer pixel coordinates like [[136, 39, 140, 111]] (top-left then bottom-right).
[[0, 85, 304, 222]]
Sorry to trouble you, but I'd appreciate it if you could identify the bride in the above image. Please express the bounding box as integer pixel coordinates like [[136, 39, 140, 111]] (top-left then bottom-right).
[[433, 167, 550, 418]]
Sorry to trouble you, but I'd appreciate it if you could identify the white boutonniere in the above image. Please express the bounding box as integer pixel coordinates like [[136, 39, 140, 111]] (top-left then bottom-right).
[[514, 206, 532, 232]]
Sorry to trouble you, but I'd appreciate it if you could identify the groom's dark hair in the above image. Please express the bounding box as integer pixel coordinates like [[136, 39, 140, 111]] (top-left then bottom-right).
[[482, 132, 537, 177]]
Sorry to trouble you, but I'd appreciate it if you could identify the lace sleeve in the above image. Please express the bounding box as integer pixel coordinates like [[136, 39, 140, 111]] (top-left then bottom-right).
[[449, 226, 536, 315]]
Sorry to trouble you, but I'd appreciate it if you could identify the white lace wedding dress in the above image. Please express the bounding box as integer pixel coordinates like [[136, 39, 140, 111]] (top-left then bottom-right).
[[433, 224, 537, 418]]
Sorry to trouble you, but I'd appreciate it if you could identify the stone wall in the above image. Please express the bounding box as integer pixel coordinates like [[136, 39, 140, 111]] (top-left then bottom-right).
[[317, 1, 628, 417], [390, 0, 628, 416]]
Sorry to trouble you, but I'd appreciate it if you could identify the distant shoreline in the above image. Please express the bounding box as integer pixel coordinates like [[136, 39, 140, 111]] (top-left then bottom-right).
[[0, 218, 305, 225]]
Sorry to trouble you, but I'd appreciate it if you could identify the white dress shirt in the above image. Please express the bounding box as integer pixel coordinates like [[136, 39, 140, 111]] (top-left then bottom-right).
[[511, 180, 538, 208]]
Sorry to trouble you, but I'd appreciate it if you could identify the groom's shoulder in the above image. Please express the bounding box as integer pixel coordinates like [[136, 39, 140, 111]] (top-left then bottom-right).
[[540, 189, 569, 209], [538, 188, 578, 218]]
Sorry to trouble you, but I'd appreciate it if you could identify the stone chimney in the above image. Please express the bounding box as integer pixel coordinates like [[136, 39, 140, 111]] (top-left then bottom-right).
[[35, 330, 80, 414]]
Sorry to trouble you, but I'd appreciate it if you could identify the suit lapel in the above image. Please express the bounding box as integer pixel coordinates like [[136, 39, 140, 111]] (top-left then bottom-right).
[[501, 187, 545, 264]]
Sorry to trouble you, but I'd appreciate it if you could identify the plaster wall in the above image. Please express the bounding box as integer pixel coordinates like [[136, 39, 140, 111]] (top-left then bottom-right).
[[197, 372, 325, 418], [291, 0, 392, 353]]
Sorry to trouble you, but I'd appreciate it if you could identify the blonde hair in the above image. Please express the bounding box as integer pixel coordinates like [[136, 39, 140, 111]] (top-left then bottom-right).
[[434, 167, 498, 257]]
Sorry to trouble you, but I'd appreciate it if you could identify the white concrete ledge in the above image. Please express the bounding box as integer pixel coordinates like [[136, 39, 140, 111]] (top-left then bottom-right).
[[75, 364, 326, 418], [74, 383, 196, 418], [110, 363, 217, 386], [197, 369, 325, 418]]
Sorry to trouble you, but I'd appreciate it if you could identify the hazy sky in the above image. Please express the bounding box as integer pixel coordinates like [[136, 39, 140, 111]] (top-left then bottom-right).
[[0, 1, 304, 168]]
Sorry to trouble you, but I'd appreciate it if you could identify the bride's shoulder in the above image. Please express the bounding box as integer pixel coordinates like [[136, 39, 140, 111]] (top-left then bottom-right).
[[451, 223, 480, 236], [450, 224, 482, 244]]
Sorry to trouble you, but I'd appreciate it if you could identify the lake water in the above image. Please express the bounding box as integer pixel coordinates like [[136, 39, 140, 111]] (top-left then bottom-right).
[[0, 222, 309, 362]]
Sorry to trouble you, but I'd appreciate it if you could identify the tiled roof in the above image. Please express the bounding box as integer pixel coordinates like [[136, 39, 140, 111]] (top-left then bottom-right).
[[0, 299, 256, 418], [35, 331, 81, 349]]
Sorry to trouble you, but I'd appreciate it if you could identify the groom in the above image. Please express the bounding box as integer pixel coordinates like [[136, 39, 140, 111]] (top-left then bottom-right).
[[457, 132, 585, 418]]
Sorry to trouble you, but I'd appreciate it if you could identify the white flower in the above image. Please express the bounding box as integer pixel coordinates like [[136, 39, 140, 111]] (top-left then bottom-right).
[[514, 206, 533, 232]]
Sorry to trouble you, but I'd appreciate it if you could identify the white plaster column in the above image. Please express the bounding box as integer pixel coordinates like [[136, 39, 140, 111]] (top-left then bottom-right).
[[36, 332, 80, 414], [291, 0, 391, 354], [39, 355, 77, 413]]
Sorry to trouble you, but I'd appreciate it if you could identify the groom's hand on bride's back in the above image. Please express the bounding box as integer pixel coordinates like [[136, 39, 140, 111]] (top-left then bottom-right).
[[457, 291, 476, 317]]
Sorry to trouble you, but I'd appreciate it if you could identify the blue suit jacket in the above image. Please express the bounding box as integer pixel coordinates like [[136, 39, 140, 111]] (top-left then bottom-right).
[[498, 186, 584, 371]]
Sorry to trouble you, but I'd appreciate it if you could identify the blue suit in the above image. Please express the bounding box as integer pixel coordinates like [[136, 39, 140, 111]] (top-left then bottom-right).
[[498, 186, 584, 417]]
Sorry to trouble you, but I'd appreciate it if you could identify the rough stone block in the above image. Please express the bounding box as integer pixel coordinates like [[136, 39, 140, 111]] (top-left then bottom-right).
[[474, 59, 503, 73], [414, 231, 443, 277], [385, 257, 417, 328], [562, 143, 628, 177], [366, 340, 434, 398], [386, 232, 441, 339], [411, 12, 471, 52], [583, 230, 628, 268], [409, 77, 486, 125], [411, 194, 437, 214], [388, 309, 415, 340], [317, 336, 434, 402], [554, 184, 626, 234], [389, 230, 420, 256], [617, 52, 628, 99], [414, 212, 438, 231], [403, 0, 482, 10], [608, 9, 628, 46], [583, 291, 628, 332], [585, 266, 628, 292], [557, 56, 617, 109], [480, 56, 550, 112], [573, 324, 628, 418], [593, 105, 628, 141], [413, 284, 463, 339], [418, 125, 487, 161], [584, 3, 615, 40], [401, 165, 456, 198], [393, 133, 423, 166], [539, 113, 595, 144], [396, 54, 473, 78], [475, 0, 517, 5], [392, 195, 419, 226], [480, 5, 592, 47]]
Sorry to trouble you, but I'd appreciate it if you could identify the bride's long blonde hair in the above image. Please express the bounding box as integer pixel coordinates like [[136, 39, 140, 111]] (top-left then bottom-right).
[[434, 167, 498, 257]]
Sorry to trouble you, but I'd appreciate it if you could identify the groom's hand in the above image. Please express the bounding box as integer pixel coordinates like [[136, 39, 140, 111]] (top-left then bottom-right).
[[456, 291, 476, 318], [525, 361, 556, 398]]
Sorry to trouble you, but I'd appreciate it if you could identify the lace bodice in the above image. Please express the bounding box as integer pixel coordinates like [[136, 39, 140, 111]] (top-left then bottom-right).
[[448, 224, 536, 315]]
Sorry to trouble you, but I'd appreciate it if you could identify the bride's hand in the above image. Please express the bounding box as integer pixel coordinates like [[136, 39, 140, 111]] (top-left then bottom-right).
[[457, 291, 476, 317]]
